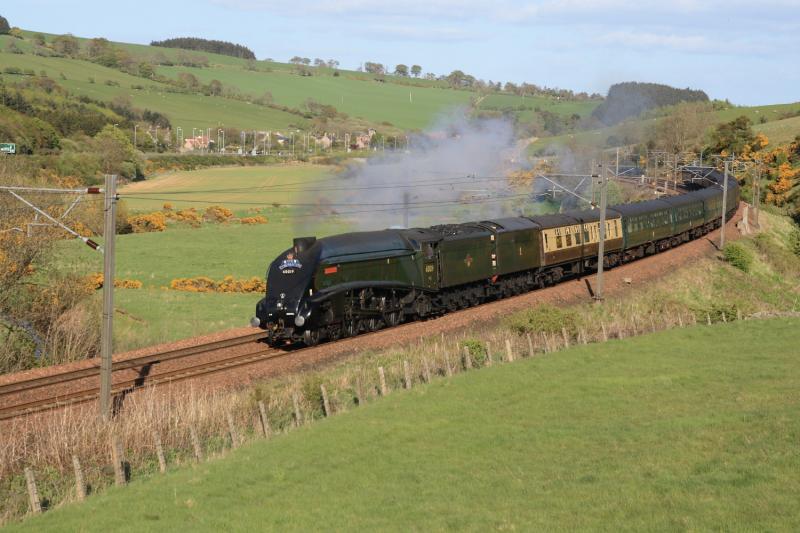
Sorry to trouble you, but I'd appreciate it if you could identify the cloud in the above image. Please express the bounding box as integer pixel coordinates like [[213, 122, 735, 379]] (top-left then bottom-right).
[[358, 25, 477, 42]]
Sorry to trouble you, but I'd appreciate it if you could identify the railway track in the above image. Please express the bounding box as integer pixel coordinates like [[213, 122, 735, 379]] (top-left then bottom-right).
[[0, 331, 280, 421]]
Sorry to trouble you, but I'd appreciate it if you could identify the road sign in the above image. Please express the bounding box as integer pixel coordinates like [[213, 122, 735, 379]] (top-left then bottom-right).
[[0, 143, 16, 155]]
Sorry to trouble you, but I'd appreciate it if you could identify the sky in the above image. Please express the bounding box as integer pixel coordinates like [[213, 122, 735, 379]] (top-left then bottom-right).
[[4, 0, 799, 105]]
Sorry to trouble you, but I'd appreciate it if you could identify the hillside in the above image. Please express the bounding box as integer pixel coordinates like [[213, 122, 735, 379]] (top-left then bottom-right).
[[0, 30, 595, 133], [10, 317, 800, 531]]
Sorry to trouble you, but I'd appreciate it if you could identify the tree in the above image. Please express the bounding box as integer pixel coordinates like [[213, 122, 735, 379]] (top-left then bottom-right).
[[327, 59, 339, 69], [301, 57, 311, 65], [394, 64, 409, 77], [290, 56, 303, 64], [86, 37, 112, 58], [0, 15, 9, 34], [93, 124, 140, 177], [208, 79, 223, 96], [313, 58, 325, 67], [707, 116, 756, 155], [177, 71, 199, 89], [33, 33, 46, 46], [52, 34, 80, 57], [137, 62, 155, 78], [364, 62, 385, 74], [648, 102, 713, 153], [411, 64, 421, 78]]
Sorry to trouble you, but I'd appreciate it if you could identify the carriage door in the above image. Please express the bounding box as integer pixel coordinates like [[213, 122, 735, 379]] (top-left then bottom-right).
[[422, 241, 439, 289]]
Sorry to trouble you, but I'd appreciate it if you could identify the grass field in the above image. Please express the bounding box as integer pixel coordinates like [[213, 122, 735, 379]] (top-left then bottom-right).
[[529, 101, 800, 153], [12, 317, 800, 531], [756, 115, 800, 145]]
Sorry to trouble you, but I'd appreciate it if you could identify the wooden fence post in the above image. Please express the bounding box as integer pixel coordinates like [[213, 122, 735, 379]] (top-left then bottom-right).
[[422, 357, 432, 383], [354, 377, 365, 406], [152, 431, 167, 473], [678, 314, 684, 328], [736, 309, 742, 321], [403, 360, 412, 389], [72, 455, 86, 500], [189, 426, 204, 461], [24, 467, 42, 514], [378, 366, 388, 395], [110, 435, 126, 486], [601, 323, 608, 342], [462, 346, 472, 370], [526, 333, 534, 356], [258, 400, 272, 437], [650, 316, 656, 333], [706, 313, 712, 325], [226, 410, 240, 448], [722, 312, 727, 323], [541, 332, 550, 353], [505, 339, 514, 362], [292, 392, 303, 426], [320, 384, 332, 416], [561, 327, 570, 348], [444, 352, 453, 377]]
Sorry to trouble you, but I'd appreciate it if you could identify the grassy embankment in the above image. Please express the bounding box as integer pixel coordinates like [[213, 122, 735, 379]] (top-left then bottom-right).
[[9, 316, 800, 531]]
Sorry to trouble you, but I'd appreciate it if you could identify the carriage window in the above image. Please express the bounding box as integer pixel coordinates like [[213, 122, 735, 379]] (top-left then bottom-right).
[[544, 234, 549, 249], [556, 235, 563, 248], [575, 231, 581, 244], [565, 233, 572, 247], [584, 230, 590, 242], [425, 243, 435, 259]]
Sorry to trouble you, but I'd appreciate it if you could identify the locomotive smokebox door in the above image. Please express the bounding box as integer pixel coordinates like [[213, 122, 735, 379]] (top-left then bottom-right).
[[423, 241, 439, 289]]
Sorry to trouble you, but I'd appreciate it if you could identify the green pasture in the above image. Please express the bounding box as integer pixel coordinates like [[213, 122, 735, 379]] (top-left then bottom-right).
[[154, 64, 473, 131], [756, 115, 800, 145], [0, 51, 304, 131], [14, 317, 800, 531], [476, 92, 600, 121]]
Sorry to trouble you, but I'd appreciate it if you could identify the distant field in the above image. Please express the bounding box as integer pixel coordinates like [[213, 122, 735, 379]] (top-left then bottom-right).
[[529, 101, 800, 153], [756, 115, 800, 145], [0, 49, 304, 131], [14, 317, 800, 531], [0, 30, 605, 132]]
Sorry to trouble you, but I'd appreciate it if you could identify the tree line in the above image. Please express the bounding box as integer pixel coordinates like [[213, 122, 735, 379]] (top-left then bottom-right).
[[150, 37, 256, 60], [592, 82, 709, 126]]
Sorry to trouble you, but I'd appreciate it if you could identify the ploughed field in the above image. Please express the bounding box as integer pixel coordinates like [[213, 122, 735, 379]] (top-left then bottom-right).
[[12, 317, 800, 531]]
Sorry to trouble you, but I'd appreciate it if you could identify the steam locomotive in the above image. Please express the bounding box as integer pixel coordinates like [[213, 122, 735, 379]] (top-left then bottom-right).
[[252, 169, 739, 346]]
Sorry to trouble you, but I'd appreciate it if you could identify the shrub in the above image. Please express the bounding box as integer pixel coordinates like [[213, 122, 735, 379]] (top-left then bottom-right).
[[505, 303, 579, 336], [722, 243, 753, 272], [460, 338, 488, 367], [789, 227, 800, 257], [240, 216, 268, 225], [128, 212, 167, 233], [169, 276, 265, 293], [204, 205, 233, 223], [85, 273, 143, 289]]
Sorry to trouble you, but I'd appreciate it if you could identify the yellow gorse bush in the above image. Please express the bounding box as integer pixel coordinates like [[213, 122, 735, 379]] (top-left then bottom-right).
[[240, 216, 268, 225], [86, 273, 143, 289], [127, 212, 167, 233], [170, 275, 266, 293]]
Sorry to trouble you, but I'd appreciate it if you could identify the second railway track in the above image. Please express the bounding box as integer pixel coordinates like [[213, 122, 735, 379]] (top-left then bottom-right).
[[0, 330, 275, 420]]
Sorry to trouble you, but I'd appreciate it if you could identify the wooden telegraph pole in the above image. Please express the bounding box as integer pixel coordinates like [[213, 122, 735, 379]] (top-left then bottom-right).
[[99, 175, 117, 420]]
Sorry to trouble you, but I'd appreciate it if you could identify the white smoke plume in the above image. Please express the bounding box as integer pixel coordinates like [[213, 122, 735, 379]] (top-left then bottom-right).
[[300, 111, 533, 233]]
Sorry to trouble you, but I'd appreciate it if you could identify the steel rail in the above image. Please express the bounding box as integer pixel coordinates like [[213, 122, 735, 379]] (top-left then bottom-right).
[[0, 344, 287, 420], [0, 331, 268, 397]]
